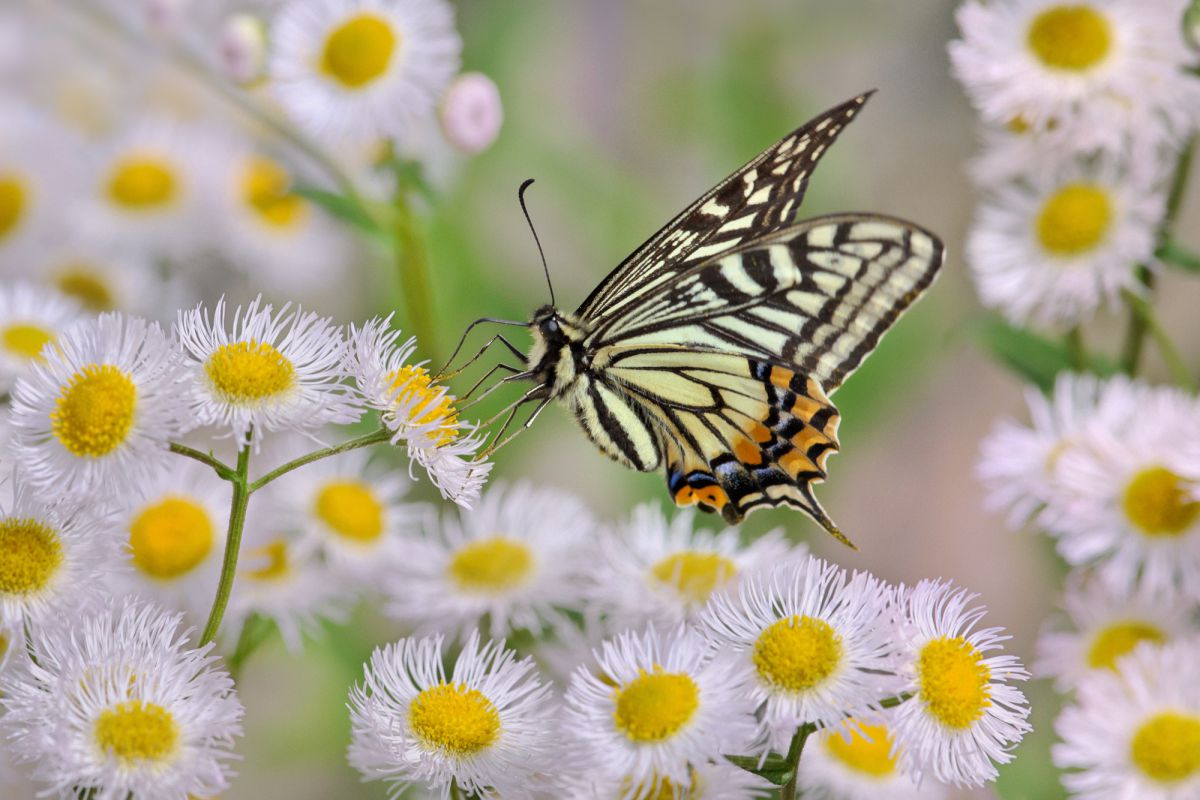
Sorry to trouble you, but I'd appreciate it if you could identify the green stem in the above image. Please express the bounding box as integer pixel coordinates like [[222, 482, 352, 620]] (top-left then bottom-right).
[[198, 445, 251, 646], [779, 723, 815, 800], [248, 427, 391, 493], [392, 194, 437, 360], [227, 613, 275, 680], [1122, 290, 1197, 391], [169, 442, 235, 480], [1064, 327, 1085, 371], [1158, 240, 1200, 272], [1121, 136, 1195, 375]]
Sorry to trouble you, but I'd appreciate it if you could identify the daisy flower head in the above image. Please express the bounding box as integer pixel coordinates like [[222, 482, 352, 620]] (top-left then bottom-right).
[[0, 478, 118, 630], [271, 0, 462, 144], [563, 624, 758, 791], [34, 239, 170, 319], [226, 523, 352, 651], [698, 556, 896, 754], [796, 714, 949, 800], [383, 481, 594, 641], [8, 312, 193, 500], [0, 598, 244, 800], [1054, 637, 1200, 799], [107, 459, 231, 620], [977, 371, 1104, 529], [177, 296, 359, 449], [591, 504, 797, 631], [888, 579, 1031, 788], [1048, 382, 1200, 598], [0, 281, 83, 393], [1036, 574, 1196, 692], [966, 157, 1164, 328], [347, 630, 556, 798], [950, 0, 1200, 148], [269, 445, 426, 586], [344, 315, 491, 505]]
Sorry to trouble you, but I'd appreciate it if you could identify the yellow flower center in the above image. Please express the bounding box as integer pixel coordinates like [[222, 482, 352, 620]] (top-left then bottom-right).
[[387, 365, 459, 446], [612, 667, 700, 743], [2, 323, 54, 359], [93, 700, 179, 764], [620, 772, 699, 800], [315, 481, 384, 542], [241, 156, 308, 229], [408, 682, 500, 756], [321, 14, 397, 89], [1130, 712, 1200, 784], [1036, 183, 1112, 255], [1086, 621, 1166, 670], [0, 633, 7, 660], [918, 636, 992, 730], [1027, 6, 1112, 71], [129, 497, 214, 580], [824, 721, 899, 777], [106, 155, 178, 210], [1123, 466, 1200, 537], [0, 175, 26, 240], [753, 615, 843, 693], [56, 267, 116, 312], [650, 550, 737, 604], [447, 537, 533, 593], [205, 340, 296, 404], [0, 517, 63, 595], [51, 364, 137, 458], [243, 538, 291, 581]]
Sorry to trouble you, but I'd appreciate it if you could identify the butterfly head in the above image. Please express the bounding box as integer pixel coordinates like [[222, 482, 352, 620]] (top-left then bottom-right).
[[526, 305, 588, 398]]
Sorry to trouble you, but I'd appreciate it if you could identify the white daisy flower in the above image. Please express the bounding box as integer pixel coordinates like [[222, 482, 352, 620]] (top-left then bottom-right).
[[34, 239, 173, 319], [699, 556, 897, 754], [226, 525, 352, 651], [0, 281, 83, 394], [977, 372, 1104, 529], [384, 481, 594, 641], [1049, 382, 1200, 598], [888, 580, 1032, 788], [177, 296, 360, 449], [562, 758, 774, 799], [347, 630, 557, 798], [1054, 637, 1200, 799], [966, 158, 1164, 328], [83, 118, 213, 259], [8, 312, 193, 500], [270, 446, 426, 586], [796, 715, 949, 800], [0, 599, 244, 800], [562, 625, 758, 789], [0, 478, 118, 630], [1036, 575, 1195, 692], [216, 147, 354, 299], [344, 316, 492, 505], [591, 503, 798, 630], [107, 460, 231, 621], [271, 0, 462, 143], [950, 0, 1200, 148]]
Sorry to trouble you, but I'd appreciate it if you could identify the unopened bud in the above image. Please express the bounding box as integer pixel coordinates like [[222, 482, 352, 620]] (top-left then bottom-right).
[[439, 72, 503, 155], [219, 13, 268, 86]]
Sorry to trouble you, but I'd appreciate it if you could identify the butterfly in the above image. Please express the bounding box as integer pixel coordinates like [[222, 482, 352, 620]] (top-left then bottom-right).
[[461, 92, 943, 547]]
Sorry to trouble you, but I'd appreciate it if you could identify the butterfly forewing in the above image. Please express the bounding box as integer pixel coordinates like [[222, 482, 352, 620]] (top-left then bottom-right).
[[575, 93, 875, 326]]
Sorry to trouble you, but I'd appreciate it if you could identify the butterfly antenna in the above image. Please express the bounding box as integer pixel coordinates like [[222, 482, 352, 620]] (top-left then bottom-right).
[[519, 178, 555, 307]]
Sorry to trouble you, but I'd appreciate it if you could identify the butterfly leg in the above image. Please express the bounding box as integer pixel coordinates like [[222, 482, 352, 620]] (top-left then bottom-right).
[[458, 370, 537, 411], [459, 362, 526, 401], [435, 318, 527, 380]]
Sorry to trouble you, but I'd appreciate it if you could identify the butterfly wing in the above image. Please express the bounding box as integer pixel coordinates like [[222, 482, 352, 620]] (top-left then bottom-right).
[[576, 93, 874, 327], [582, 215, 944, 539]]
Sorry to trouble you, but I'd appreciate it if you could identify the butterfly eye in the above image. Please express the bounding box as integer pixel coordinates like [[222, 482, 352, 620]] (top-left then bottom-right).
[[541, 317, 560, 336]]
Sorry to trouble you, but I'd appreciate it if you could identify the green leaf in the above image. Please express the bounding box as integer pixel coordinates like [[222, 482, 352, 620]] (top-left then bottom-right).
[[973, 317, 1117, 392], [1158, 240, 1200, 272], [293, 185, 388, 239]]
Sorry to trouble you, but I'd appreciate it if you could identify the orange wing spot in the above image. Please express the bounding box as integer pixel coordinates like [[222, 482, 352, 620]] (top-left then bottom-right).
[[780, 449, 818, 478], [695, 485, 728, 509], [769, 366, 795, 390], [734, 438, 764, 465], [791, 425, 829, 454], [675, 486, 697, 507], [789, 394, 825, 421], [749, 422, 773, 443], [804, 377, 831, 405]]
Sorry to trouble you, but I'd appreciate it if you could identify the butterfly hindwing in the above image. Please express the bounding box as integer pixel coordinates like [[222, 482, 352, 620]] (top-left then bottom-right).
[[576, 93, 875, 327]]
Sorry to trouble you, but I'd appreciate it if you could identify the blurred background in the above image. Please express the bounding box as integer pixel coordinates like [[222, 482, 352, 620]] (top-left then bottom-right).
[[5, 0, 1198, 797]]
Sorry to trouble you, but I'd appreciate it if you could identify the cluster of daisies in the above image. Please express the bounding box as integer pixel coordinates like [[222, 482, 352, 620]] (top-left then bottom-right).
[[979, 374, 1200, 799], [0, 0, 501, 310], [950, 0, 1200, 328]]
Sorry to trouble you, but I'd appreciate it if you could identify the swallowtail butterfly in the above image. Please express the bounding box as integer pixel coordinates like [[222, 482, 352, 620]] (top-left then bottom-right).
[[469, 92, 943, 547]]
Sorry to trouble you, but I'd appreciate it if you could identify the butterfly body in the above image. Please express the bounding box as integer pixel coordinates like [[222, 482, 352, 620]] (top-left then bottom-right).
[[515, 93, 944, 545]]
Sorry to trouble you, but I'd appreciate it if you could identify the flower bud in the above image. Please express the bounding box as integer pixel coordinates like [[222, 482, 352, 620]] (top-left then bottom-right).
[[219, 13, 268, 86], [439, 72, 503, 155]]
